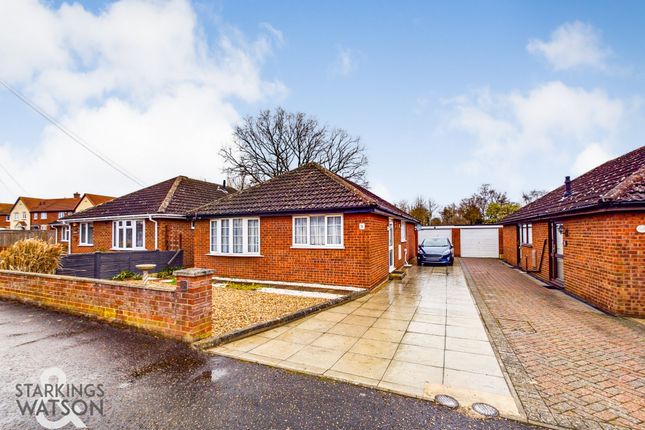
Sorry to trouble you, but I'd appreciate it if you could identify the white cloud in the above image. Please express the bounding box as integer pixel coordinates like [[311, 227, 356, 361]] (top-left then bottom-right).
[[444, 81, 626, 195], [329, 47, 359, 78], [572, 143, 613, 175], [527, 21, 610, 71], [0, 0, 286, 200]]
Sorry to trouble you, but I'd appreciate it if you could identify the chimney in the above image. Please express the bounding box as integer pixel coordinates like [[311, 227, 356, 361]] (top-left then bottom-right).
[[73, 192, 80, 198], [563, 176, 572, 197]]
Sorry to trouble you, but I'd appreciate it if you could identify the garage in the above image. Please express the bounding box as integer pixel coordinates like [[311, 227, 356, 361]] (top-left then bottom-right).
[[417, 225, 501, 258], [418, 227, 452, 243], [460, 227, 500, 258]]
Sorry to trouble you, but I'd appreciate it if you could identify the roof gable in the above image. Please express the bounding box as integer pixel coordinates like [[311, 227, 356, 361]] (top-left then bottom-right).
[[17, 196, 81, 212], [502, 145, 645, 223], [193, 163, 418, 222], [63, 176, 233, 221]]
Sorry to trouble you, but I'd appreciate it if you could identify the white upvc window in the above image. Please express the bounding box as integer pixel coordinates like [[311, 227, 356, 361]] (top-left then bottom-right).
[[519, 223, 533, 245], [58, 212, 65, 218], [292, 214, 344, 249], [41, 212, 47, 219], [33, 213, 38, 220], [14, 213, 18, 220], [112, 220, 145, 250], [209, 218, 261, 256], [61, 226, 70, 242], [401, 220, 407, 242], [4, 215, 9, 221], [22, 212, 26, 220], [79, 222, 93, 246]]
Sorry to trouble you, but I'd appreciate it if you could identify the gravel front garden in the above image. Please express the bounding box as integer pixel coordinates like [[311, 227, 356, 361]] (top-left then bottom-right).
[[212, 287, 328, 337]]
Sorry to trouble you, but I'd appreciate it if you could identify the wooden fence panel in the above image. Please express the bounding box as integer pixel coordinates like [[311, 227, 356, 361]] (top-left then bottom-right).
[[0, 231, 57, 249], [58, 250, 183, 279]]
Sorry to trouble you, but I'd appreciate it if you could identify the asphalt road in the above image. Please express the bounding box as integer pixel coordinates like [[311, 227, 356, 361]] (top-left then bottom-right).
[[0, 300, 537, 430]]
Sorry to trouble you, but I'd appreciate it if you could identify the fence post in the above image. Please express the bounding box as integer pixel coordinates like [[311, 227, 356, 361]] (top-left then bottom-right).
[[94, 252, 101, 279]]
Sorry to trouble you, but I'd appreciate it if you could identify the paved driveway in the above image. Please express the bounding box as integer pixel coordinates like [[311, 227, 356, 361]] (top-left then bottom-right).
[[461, 258, 645, 430], [0, 300, 537, 430], [210, 264, 521, 418]]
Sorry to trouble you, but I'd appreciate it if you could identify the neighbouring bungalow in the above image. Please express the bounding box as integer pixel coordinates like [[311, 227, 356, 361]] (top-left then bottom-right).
[[501, 145, 645, 317], [191, 163, 419, 289], [61, 176, 235, 266], [0, 203, 12, 229], [9, 195, 82, 230]]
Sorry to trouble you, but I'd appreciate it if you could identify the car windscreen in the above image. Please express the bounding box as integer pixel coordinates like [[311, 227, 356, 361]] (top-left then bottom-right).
[[421, 238, 449, 247]]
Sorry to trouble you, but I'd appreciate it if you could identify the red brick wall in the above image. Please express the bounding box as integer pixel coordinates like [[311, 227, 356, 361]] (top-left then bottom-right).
[[194, 213, 416, 289], [517, 221, 550, 280], [30, 211, 71, 229], [564, 212, 644, 317], [0, 215, 10, 229], [502, 225, 518, 265], [68, 219, 196, 266], [503, 212, 645, 317], [0, 269, 213, 341], [451, 228, 461, 257]]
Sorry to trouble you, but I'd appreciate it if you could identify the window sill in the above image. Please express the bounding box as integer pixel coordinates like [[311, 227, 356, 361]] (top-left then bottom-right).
[[207, 253, 263, 258], [519, 244, 533, 248], [291, 245, 345, 250], [111, 248, 147, 251], [78, 244, 94, 247]]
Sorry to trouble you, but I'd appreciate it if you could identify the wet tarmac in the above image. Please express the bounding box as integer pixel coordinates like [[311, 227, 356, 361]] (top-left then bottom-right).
[[0, 300, 537, 429]]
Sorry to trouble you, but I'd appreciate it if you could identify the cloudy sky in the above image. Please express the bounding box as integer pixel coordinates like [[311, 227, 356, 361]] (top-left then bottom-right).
[[0, 0, 643, 205]]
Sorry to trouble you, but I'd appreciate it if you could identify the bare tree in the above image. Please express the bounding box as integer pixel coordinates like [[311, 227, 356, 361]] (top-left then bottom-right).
[[221, 107, 367, 188], [522, 189, 547, 205]]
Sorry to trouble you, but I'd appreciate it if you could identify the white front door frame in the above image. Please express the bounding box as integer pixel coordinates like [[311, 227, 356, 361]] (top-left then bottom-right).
[[388, 218, 395, 272]]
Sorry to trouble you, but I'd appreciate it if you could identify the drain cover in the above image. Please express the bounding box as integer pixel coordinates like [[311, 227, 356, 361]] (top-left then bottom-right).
[[434, 394, 459, 409], [472, 402, 499, 417]]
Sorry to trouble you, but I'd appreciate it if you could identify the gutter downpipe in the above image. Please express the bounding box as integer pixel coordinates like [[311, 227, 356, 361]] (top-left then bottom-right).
[[149, 216, 158, 250]]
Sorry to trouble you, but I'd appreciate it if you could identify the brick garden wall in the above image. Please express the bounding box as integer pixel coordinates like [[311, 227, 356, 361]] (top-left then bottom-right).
[[194, 213, 417, 289], [451, 228, 461, 257], [0, 269, 213, 341]]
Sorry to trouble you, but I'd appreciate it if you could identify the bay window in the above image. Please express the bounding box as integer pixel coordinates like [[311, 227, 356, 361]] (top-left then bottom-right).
[[79, 222, 93, 246], [112, 220, 145, 250], [292, 215, 343, 248], [210, 218, 260, 256]]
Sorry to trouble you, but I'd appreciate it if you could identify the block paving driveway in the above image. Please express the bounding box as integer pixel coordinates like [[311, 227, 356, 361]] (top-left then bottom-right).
[[461, 258, 645, 430]]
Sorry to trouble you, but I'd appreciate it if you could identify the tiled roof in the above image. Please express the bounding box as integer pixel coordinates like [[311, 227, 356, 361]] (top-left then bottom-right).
[[193, 163, 419, 223], [502, 146, 645, 223], [19, 197, 81, 212], [0, 203, 13, 215], [82, 194, 114, 206], [63, 176, 234, 220]]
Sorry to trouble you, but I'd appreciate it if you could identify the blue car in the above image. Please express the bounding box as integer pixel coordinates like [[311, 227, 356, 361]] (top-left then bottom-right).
[[417, 237, 454, 266]]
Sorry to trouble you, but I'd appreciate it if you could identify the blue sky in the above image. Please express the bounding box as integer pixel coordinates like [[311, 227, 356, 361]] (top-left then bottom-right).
[[0, 0, 643, 205]]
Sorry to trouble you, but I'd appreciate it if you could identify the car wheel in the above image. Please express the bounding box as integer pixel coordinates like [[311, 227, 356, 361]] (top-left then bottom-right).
[[448, 259, 454, 266]]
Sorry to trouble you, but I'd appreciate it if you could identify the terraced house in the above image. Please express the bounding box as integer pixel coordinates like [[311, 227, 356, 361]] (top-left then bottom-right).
[[501, 146, 645, 317], [192, 163, 419, 289], [61, 176, 235, 266]]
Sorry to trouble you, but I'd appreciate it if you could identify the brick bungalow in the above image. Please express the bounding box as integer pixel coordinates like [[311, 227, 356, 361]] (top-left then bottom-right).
[[61, 176, 235, 267], [192, 163, 419, 289], [501, 146, 644, 317]]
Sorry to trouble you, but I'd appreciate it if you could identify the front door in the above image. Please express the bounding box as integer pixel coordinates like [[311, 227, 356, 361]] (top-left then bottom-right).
[[551, 223, 565, 284], [388, 218, 395, 272]]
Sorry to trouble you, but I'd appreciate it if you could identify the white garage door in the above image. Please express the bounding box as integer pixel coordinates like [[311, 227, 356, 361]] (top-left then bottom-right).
[[460, 228, 499, 258], [418, 228, 452, 244]]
